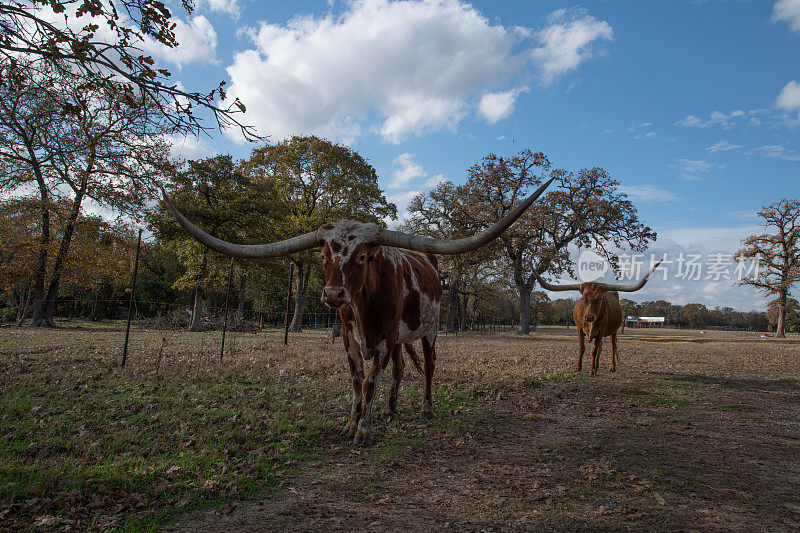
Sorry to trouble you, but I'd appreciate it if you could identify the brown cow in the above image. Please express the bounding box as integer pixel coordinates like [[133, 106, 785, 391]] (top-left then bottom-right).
[[318, 223, 442, 445], [535, 260, 662, 375], [161, 177, 554, 445]]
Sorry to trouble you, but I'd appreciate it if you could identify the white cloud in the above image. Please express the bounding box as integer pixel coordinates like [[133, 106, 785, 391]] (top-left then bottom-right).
[[531, 9, 613, 86], [675, 111, 735, 129], [672, 159, 719, 181], [196, 0, 241, 18], [389, 153, 426, 188], [223, 1, 612, 144], [549, 234, 769, 311], [675, 109, 769, 129], [620, 185, 680, 202], [746, 145, 800, 161], [144, 15, 219, 68], [706, 140, 743, 152], [776, 80, 800, 122], [478, 87, 528, 124], [423, 173, 447, 187], [658, 226, 761, 253], [167, 134, 219, 160], [772, 0, 800, 32], [31, 5, 218, 70], [386, 190, 422, 227]]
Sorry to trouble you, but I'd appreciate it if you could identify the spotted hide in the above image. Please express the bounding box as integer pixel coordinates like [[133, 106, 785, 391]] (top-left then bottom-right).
[[318, 221, 441, 446]]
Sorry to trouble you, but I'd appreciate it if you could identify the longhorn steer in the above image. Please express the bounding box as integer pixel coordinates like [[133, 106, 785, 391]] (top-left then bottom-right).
[[319, 222, 441, 444], [536, 260, 661, 375], [161, 177, 554, 445]]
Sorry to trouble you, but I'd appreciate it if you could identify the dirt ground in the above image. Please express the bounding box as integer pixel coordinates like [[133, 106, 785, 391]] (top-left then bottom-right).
[[169, 327, 800, 532]]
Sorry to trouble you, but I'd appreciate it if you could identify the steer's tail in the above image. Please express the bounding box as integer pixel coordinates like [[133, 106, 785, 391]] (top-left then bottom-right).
[[403, 343, 424, 375]]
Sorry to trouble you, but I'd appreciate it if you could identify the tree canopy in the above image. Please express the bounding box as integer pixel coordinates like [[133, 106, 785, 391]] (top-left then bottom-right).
[[737, 198, 799, 337]]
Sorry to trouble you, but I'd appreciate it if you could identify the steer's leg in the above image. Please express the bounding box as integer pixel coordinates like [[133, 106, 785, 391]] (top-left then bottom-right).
[[382, 345, 404, 422], [420, 335, 436, 419], [355, 341, 391, 446], [610, 332, 618, 373], [576, 329, 586, 372], [341, 329, 364, 439], [590, 337, 603, 376]]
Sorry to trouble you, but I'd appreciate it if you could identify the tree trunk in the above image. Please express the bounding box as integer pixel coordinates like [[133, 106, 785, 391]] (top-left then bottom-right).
[[776, 289, 787, 338], [458, 293, 466, 331], [236, 270, 247, 322], [91, 291, 99, 321], [39, 179, 89, 326], [30, 184, 51, 327], [189, 290, 203, 332], [289, 264, 311, 332], [14, 284, 33, 326], [517, 285, 532, 335], [445, 286, 459, 333]]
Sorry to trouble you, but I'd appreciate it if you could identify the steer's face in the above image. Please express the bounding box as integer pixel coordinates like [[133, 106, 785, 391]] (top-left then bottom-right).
[[317, 221, 381, 309], [579, 282, 607, 324]]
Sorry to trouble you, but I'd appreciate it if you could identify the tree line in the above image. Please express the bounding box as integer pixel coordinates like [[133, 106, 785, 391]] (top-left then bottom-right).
[[2, 135, 795, 334]]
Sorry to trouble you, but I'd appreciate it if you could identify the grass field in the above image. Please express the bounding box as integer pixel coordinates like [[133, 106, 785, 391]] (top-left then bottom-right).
[[1, 323, 799, 531]]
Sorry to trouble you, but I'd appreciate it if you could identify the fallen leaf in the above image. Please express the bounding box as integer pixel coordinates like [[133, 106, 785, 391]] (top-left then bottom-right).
[[34, 515, 57, 527]]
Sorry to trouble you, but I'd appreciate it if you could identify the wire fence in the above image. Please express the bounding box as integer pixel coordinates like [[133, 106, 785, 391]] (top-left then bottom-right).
[[6, 297, 527, 333]]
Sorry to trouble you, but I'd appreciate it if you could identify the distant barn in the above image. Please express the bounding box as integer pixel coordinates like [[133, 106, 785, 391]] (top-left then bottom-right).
[[625, 316, 669, 329]]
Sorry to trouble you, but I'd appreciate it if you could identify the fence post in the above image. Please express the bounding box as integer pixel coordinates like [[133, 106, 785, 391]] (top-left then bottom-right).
[[121, 228, 143, 368], [220, 257, 235, 361], [283, 264, 294, 346]]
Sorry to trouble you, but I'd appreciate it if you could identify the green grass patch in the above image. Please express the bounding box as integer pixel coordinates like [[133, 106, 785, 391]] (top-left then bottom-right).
[[0, 327, 484, 531]]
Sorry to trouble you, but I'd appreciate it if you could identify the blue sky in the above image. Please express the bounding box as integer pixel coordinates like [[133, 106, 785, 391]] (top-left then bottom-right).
[[156, 0, 800, 311]]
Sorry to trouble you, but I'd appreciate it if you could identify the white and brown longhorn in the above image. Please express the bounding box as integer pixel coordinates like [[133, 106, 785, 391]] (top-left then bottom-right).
[[162, 177, 554, 445]]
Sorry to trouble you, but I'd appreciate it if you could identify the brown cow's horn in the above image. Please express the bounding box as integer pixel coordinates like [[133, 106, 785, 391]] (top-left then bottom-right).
[[535, 260, 663, 292], [602, 260, 663, 292], [161, 188, 320, 258], [377, 176, 556, 254], [534, 270, 583, 292]]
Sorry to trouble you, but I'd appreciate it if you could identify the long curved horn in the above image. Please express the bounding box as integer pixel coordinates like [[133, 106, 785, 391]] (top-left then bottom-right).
[[534, 259, 664, 292], [534, 270, 582, 292], [602, 260, 663, 292], [377, 176, 556, 254], [161, 189, 319, 259]]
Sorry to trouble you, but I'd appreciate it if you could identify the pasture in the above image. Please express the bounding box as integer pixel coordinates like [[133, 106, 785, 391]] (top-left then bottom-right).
[[1, 325, 799, 531]]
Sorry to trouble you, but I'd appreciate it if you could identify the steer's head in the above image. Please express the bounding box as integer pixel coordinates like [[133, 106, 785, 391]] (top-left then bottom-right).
[[579, 282, 606, 323], [317, 221, 381, 308], [533, 260, 664, 318]]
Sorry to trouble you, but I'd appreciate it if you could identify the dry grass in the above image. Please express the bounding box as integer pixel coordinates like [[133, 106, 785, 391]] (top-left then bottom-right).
[[1, 324, 799, 531]]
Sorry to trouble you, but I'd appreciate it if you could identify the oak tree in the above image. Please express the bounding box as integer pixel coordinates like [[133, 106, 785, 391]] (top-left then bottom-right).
[[241, 136, 396, 331], [0, 60, 172, 326], [458, 150, 656, 334], [737, 199, 800, 338]]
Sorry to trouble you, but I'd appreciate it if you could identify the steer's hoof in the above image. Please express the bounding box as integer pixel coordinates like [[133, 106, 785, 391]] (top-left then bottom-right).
[[590, 370, 597, 376], [609, 367, 616, 373], [574, 366, 582, 373], [354, 430, 372, 447], [381, 409, 396, 422], [420, 405, 433, 419], [340, 423, 357, 439]]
